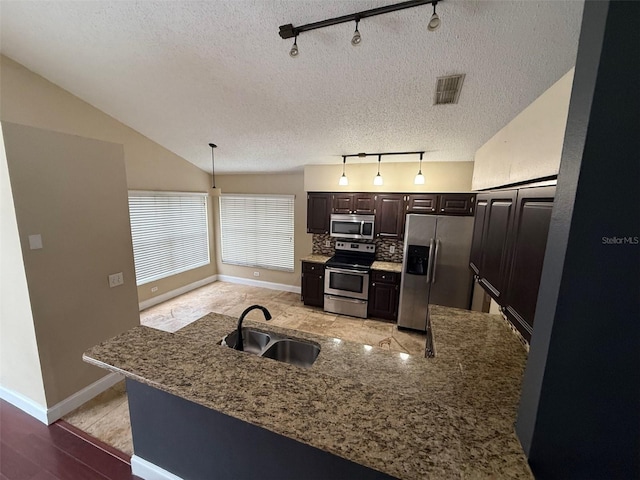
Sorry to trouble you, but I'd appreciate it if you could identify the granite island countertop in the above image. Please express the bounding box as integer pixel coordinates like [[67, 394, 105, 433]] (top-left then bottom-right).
[[84, 305, 532, 479]]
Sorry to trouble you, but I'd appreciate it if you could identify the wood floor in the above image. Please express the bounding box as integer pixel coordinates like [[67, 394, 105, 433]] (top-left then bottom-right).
[[0, 400, 139, 480]]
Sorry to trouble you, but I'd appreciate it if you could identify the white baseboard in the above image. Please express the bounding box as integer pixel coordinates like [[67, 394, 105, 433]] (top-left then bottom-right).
[[46, 372, 124, 424], [217, 274, 301, 294], [0, 385, 48, 424], [0, 372, 123, 425], [131, 455, 184, 480], [139, 275, 218, 311]]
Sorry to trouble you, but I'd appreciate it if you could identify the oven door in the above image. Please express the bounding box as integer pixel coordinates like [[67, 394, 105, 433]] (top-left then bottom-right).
[[324, 267, 369, 300]]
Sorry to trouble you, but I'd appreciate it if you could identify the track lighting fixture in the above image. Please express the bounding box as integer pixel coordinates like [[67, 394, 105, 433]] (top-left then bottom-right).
[[414, 152, 425, 184], [428, 2, 440, 31], [373, 155, 383, 186], [351, 19, 362, 46], [208, 143, 217, 188], [339, 156, 349, 186], [278, 0, 443, 56], [289, 36, 299, 57]]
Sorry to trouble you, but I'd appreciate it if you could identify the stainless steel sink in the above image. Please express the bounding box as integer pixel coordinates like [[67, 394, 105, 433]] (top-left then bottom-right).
[[221, 328, 320, 368], [221, 328, 271, 354], [261, 339, 320, 368]]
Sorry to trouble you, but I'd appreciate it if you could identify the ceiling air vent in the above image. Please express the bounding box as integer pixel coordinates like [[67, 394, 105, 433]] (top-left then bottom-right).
[[434, 74, 465, 105]]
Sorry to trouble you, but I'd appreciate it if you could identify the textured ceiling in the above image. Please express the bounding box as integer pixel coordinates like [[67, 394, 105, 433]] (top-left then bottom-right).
[[0, 0, 584, 174]]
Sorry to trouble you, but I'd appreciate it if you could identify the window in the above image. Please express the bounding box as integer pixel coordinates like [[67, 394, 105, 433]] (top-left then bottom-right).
[[128, 191, 210, 285], [219, 194, 294, 272]]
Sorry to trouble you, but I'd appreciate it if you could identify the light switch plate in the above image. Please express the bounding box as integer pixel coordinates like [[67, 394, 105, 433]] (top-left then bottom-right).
[[108, 272, 124, 288], [28, 234, 43, 250]]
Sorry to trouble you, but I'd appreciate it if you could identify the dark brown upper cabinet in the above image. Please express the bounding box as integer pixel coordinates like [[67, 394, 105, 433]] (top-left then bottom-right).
[[503, 186, 555, 341], [332, 193, 375, 214], [477, 190, 517, 302], [405, 194, 438, 214], [374, 194, 405, 239], [438, 193, 476, 216], [307, 193, 331, 234]]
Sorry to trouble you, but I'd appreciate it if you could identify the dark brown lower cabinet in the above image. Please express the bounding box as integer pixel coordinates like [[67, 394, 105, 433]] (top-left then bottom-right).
[[302, 261, 325, 307], [368, 270, 400, 321], [503, 186, 555, 341]]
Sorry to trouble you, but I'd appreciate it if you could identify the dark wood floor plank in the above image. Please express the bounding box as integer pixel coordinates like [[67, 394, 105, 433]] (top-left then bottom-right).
[[1, 401, 139, 480], [46, 425, 133, 479], [0, 440, 42, 480], [13, 432, 108, 480]]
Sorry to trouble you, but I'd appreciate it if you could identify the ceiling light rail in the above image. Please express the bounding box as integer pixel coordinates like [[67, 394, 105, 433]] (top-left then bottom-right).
[[337, 151, 427, 186], [279, 0, 441, 56]]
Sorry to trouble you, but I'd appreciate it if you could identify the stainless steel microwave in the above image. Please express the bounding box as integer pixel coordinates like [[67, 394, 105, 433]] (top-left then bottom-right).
[[329, 214, 375, 240]]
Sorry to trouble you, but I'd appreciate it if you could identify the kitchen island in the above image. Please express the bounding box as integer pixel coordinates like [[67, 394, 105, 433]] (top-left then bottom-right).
[[83, 305, 531, 479]]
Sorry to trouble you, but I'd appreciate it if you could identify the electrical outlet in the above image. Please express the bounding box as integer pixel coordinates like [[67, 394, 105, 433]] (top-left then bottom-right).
[[389, 245, 396, 254], [151, 286, 158, 292], [254, 271, 260, 277], [108, 272, 124, 288], [325, 240, 331, 247]]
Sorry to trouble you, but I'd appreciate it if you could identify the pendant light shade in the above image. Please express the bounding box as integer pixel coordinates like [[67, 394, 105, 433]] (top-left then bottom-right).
[[351, 19, 362, 46], [339, 156, 349, 185], [414, 152, 425, 185], [373, 155, 383, 185], [289, 36, 299, 57], [209, 143, 217, 188], [428, 2, 440, 31]]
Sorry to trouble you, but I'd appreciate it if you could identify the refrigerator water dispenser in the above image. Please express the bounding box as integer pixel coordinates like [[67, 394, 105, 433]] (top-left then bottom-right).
[[406, 245, 429, 275]]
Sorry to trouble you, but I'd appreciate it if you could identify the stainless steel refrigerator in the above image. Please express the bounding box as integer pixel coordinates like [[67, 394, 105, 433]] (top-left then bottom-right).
[[397, 214, 474, 331]]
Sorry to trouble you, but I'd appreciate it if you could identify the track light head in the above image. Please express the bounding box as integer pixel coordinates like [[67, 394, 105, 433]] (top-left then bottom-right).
[[289, 36, 299, 57], [428, 3, 440, 31], [351, 19, 362, 46]]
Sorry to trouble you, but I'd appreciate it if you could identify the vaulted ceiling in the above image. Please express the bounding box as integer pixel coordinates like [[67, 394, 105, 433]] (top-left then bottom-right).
[[0, 0, 584, 173]]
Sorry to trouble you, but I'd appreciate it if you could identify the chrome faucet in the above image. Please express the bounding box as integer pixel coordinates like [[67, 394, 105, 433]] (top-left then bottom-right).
[[234, 305, 272, 351]]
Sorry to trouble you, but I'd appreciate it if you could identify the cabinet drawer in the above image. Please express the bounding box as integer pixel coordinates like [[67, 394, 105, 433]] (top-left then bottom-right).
[[302, 262, 325, 273], [371, 270, 399, 284]]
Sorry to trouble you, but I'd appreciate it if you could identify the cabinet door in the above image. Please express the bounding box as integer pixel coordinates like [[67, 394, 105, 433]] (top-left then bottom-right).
[[331, 193, 353, 214], [406, 194, 438, 214], [438, 193, 476, 216], [301, 262, 325, 307], [503, 186, 555, 341], [478, 190, 517, 302], [307, 193, 331, 234], [368, 272, 400, 321], [352, 193, 375, 214], [374, 194, 405, 239], [469, 193, 490, 275]]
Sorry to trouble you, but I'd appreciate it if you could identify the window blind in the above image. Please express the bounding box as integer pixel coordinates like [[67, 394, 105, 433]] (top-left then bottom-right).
[[128, 192, 210, 286], [219, 194, 294, 272]]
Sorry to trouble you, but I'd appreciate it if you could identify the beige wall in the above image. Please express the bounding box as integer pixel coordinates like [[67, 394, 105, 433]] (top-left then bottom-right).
[[0, 55, 216, 303], [304, 161, 474, 193], [0, 124, 47, 407], [214, 173, 311, 288], [472, 69, 575, 190], [2, 123, 141, 406]]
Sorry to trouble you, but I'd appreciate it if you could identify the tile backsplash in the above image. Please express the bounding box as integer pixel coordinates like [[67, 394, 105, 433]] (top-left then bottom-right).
[[312, 234, 404, 263]]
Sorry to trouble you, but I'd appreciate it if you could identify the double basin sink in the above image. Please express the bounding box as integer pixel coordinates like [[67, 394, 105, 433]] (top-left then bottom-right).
[[221, 328, 320, 368]]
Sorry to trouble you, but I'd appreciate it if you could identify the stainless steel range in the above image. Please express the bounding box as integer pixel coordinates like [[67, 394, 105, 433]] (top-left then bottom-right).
[[324, 241, 375, 319]]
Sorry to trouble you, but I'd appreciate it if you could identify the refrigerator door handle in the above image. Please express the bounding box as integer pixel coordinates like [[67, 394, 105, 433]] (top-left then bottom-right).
[[432, 239, 441, 284], [425, 238, 435, 283]]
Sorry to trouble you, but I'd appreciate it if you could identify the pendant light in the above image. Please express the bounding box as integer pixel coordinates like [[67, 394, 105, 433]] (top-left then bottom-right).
[[427, 2, 440, 32], [339, 156, 349, 186], [414, 152, 425, 185], [351, 18, 362, 46], [289, 35, 299, 57], [208, 143, 217, 188], [373, 155, 383, 186]]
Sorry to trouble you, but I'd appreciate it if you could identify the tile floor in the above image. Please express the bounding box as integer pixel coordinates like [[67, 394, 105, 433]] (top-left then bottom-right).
[[63, 281, 426, 456]]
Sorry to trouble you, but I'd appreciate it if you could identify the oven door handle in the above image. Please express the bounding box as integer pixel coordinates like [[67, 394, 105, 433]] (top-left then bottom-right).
[[326, 267, 367, 275], [325, 295, 367, 305]]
